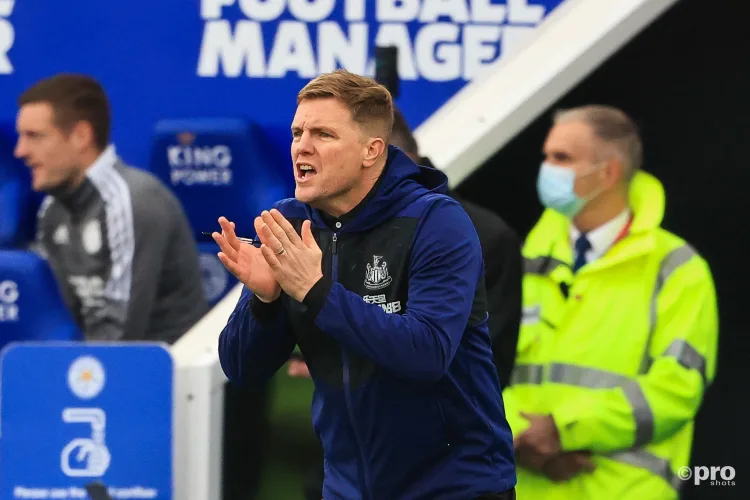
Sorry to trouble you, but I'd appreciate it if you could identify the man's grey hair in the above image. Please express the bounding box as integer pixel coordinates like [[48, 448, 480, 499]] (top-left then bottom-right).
[[553, 105, 643, 182]]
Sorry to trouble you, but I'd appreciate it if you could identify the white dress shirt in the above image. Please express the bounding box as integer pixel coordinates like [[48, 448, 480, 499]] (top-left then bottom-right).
[[570, 208, 632, 265]]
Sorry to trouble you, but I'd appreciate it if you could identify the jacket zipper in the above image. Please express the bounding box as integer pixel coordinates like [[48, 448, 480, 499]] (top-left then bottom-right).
[[334, 231, 372, 498]]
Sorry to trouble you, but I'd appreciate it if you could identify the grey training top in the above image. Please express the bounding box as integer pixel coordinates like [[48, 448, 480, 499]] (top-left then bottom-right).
[[34, 146, 208, 343]]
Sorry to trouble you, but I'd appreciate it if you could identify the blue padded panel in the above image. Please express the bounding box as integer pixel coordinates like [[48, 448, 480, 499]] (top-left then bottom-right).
[[149, 118, 292, 236], [0, 250, 82, 351]]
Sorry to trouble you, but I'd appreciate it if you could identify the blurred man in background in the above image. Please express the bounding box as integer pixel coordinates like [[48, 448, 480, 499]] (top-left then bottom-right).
[[505, 105, 718, 499], [15, 73, 208, 342], [389, 107, 523, 387]]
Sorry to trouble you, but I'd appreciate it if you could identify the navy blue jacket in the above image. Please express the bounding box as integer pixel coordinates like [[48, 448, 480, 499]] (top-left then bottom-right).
[[218, 146, 516, 499]]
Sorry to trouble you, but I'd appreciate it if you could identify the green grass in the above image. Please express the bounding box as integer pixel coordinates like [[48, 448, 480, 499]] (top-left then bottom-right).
[[256, 365, 321, 500]]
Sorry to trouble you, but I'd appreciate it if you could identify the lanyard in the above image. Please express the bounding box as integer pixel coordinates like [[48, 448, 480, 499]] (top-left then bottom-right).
[[612, 214, 635, 247]]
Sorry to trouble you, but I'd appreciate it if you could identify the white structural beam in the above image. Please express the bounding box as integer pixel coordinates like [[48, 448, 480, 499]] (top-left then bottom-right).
[[414, 0, 681, 188], [171, 283, 241, 500]]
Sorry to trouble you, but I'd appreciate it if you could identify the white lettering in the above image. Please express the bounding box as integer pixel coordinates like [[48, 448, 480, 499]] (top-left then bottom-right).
[[108, 486, 158, 499], [68, 275, 105, 310], [373, 23, 417, 80], [238, 0, 285, 21], [470, 0, 506, 22], [508, 0, 545, 24], [377, 301, 401, 313], [415, 23, 460, 81], [197, 20, 265, 77], [171, 169, 233, 186], [463, 25, 501, 79], [0, 304, 18, 321], [720, 466, 736, 481], [267, 21, 317, 78], [12, 486, 159, 499], [14, 486, 50, 499], [0, 0, 15, 74], [419, 0, 469, 23], [318, 22, 368, 74], [377, 0, 419, 22], [695, 466, 710, 484], [0, 0, 15, 16], [0, 279, 19, 303], [196, 0, 551, 81], [289, 0, 335, 22], [201, 0, 234, 20], [344, 0, 366, 21], [168, 145, 232, 168], [363, 294, 386, 304]]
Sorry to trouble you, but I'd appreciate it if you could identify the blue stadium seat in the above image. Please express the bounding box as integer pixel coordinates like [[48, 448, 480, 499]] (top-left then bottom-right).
[[0, 135, 33, 249], [0, 250, 82, 352], [197, 243, 239, 307], [149, 118, 291, 305]]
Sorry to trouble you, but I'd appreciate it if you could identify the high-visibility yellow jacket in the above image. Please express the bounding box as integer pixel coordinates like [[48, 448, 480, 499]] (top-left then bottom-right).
[[504, 171, 718, 499]]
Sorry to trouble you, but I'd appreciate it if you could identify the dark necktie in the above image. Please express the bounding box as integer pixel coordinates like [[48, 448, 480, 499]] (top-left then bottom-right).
[[573, 233, 592, 272]]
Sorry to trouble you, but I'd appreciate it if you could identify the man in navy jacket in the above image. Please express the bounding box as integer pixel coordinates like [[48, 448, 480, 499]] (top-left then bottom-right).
[[214, 70, 516, 499]]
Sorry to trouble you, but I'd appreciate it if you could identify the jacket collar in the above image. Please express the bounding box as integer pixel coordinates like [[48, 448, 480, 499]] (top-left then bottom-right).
[[534, 170, 667, 273]]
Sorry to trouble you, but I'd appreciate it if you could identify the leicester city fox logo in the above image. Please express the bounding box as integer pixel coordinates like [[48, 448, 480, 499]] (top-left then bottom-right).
[[364, 255, 392, 290]]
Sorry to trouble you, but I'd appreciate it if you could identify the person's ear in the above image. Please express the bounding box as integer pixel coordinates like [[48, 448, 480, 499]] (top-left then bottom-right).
[[69, 121, 95, 153], [602, 158, 625, 189], [363, 138, 386, 168]]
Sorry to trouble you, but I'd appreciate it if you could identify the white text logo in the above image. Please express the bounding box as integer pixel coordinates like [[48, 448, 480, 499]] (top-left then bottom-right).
[[363, 293, 401, 314], [68, 275, 105, 312], [197, 0, 547, 81], [0, 0, 14, 75], [678, 465, 736, 486], [168, 144, 233, 186], [0, 279, 19, 322]]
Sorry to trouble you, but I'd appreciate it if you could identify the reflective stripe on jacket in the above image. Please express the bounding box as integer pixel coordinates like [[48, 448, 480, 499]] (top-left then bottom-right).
[[504, 171, 718, 499]]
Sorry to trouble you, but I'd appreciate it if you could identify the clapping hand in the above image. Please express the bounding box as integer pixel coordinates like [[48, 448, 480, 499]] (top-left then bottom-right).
[[212, 216, 280, 303], [256, 209, 323, 303]]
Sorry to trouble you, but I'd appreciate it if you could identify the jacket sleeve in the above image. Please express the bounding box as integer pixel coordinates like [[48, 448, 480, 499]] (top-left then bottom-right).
[[551, 249, 719, 453], [455, 196, 523, 388], [218, 286, 296, 386], [302, 197, 484, 383]]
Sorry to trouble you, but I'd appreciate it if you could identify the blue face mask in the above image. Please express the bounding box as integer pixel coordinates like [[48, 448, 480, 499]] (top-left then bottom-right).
[[537, 162, 603, 218]]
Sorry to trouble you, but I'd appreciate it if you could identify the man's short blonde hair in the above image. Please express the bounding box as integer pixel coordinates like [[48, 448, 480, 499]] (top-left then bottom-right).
[[297, 69, 394, 144], [554, 105, 643, 181]]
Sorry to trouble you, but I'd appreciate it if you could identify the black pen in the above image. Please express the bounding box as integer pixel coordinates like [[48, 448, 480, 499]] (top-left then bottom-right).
[[201, 231, 262, 247]]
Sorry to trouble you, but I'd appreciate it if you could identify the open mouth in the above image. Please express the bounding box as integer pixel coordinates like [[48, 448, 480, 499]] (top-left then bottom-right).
[[296, 163, 317, 182]]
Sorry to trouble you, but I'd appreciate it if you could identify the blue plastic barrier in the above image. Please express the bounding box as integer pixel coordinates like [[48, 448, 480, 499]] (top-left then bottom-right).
[[0, 342, 173, 500]]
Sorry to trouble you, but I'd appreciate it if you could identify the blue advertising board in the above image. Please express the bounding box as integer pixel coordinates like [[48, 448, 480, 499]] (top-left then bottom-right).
[[0, 343, 173, 500], [0, 0, 566, 170]]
